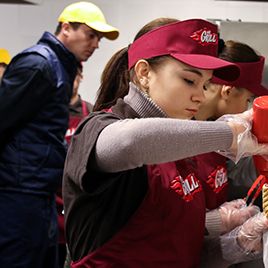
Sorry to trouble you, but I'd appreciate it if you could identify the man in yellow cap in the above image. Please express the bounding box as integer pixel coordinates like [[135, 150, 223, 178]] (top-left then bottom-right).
[[0, 48, 11, 82], [0, 2, 119, 268]]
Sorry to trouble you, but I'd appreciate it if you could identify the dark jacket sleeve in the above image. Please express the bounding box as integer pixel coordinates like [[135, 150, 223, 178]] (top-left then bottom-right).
[[0, 53, 54, 135]]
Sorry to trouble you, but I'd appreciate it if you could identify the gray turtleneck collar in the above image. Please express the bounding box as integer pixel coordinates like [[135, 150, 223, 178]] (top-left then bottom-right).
[[123, 82, 167, 118]]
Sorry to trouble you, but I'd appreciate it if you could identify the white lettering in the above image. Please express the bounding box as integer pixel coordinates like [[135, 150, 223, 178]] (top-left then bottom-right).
[[183, 180, 191, 194], [191, 175, 199, 188], [200, 30, 217, 43], [182, 175, 199, 195]]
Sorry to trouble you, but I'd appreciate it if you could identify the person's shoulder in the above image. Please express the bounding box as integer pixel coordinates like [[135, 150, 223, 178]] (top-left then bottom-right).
[[76, 111, 120, 135], [85, 111, 121, 126], [11, 49, 49, 70]]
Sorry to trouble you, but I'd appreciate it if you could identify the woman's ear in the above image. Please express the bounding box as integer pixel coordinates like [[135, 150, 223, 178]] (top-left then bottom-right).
[[220, 85, 233, 100], [134, 60, 150, 90]]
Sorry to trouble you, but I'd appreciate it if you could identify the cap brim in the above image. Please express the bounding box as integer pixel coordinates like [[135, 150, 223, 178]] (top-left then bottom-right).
[[170, 53, 240, 82], [86, 21, 119, 40], [211, 77, 268, 97], [251, 84, 268, 97]]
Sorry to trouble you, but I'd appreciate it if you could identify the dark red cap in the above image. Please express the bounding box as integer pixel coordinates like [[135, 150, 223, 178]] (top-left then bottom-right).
[[212, 56, 268, 96], [128, 19, 240, 81]]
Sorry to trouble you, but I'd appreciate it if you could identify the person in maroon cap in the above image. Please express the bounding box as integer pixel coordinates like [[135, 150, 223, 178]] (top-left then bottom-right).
[[195, 40, 268, 208], [63, 19, 268, 268], [94, 22, 267, 267], [194, 40, 268, 267]]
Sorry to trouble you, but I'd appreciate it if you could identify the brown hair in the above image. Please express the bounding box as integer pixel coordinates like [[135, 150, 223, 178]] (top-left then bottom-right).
[[54, 22, 82, 35], [93, 17, 178, 111], [219, 40, 260, 63], [0, 63, 7, 68]]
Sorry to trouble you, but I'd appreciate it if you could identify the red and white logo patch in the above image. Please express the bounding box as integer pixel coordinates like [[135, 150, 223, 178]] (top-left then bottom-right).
[[190, 28, 218, 46], [170, 174, 202, 202], [206, 166, 228, 193]]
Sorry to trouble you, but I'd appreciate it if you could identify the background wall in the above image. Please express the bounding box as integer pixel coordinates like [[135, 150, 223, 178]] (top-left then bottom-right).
[[1, 0, 268, 104]]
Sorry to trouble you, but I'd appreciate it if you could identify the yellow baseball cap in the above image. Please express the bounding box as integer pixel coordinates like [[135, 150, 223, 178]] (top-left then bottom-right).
[[0, 48, 11, 65], [58, 1, 119, 40]]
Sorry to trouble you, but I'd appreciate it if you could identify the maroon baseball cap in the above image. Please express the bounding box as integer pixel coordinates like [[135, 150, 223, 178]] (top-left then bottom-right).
[[212, 56, 268, 96], [128, 19, 240, 81]]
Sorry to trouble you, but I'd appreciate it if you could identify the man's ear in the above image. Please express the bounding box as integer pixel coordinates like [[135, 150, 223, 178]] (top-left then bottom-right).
[[134, 60, 150, 89], [60, 22, 72, 38], [220, 85, 233, 100]]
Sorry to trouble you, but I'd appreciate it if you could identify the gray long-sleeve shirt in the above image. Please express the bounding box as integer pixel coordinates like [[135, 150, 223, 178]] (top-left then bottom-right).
[[95, 83, 233, 173]]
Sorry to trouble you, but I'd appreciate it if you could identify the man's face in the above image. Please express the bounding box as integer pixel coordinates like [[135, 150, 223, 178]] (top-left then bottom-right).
[[62, 23, 103, 62]]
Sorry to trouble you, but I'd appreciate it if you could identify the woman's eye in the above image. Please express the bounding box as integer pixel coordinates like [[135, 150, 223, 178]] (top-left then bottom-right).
[[203, 85, 208, 91], [184, 78, 194, 85], [203, 81, 211, 91], [247, 96, 255, 103]]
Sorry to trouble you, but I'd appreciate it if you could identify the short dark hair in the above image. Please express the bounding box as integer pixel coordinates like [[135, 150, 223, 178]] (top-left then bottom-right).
[[0, 63, 7, 68], [54, 22, 83, 35]]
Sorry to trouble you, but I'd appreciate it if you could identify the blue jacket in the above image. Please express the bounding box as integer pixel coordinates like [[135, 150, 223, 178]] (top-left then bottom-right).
[[0, 32, 78, 195]]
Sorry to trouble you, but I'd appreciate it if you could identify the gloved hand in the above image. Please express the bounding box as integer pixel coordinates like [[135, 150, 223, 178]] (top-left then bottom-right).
[[219, 199, 259, 234], [237, 212, 268, 252], [216, 109, 268, 163], [220, 212, 268, 264]]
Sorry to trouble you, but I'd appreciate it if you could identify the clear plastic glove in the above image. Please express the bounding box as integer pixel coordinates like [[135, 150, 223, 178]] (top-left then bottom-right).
[[263, 231, 268, 267], [220, 212, 268, 264], [237, 212, 268, 252], [201, 211, 264, 267], [219, 199, 260, 234], [216, 109, 268, 163]]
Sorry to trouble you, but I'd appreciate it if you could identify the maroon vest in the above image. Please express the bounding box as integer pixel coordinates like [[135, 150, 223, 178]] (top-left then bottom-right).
[[194, 152, 228, 209], [71, 159, 206, 268]]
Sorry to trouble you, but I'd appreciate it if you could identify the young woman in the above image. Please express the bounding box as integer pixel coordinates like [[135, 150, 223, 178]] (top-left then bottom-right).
[[194, 40, 267, 211], [194, 41, 268, 267], [63, 19, 267, 268]]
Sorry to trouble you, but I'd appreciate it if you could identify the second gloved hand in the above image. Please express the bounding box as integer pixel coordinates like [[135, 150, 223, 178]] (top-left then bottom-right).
[[237, 212, 268, 252], [219, 199, 259, 234], [220, 212, 268, 264]]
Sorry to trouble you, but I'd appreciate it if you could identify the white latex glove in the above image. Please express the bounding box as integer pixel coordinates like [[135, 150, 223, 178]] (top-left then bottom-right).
[[219, 199, 259, 234], [216, 109, 268, 163]]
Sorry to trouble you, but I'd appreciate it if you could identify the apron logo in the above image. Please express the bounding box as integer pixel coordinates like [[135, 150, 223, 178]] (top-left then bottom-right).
[[206, 166, 228, 193], [190, 28, 218, 46], [65, 127, 76, 138], [170, 174, 202, 202]]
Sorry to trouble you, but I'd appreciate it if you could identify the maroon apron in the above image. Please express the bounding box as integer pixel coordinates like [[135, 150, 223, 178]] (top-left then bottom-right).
[[194, 152, 228, 209], [72, 159, 206, 268], [57, 100, 90, 244]]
